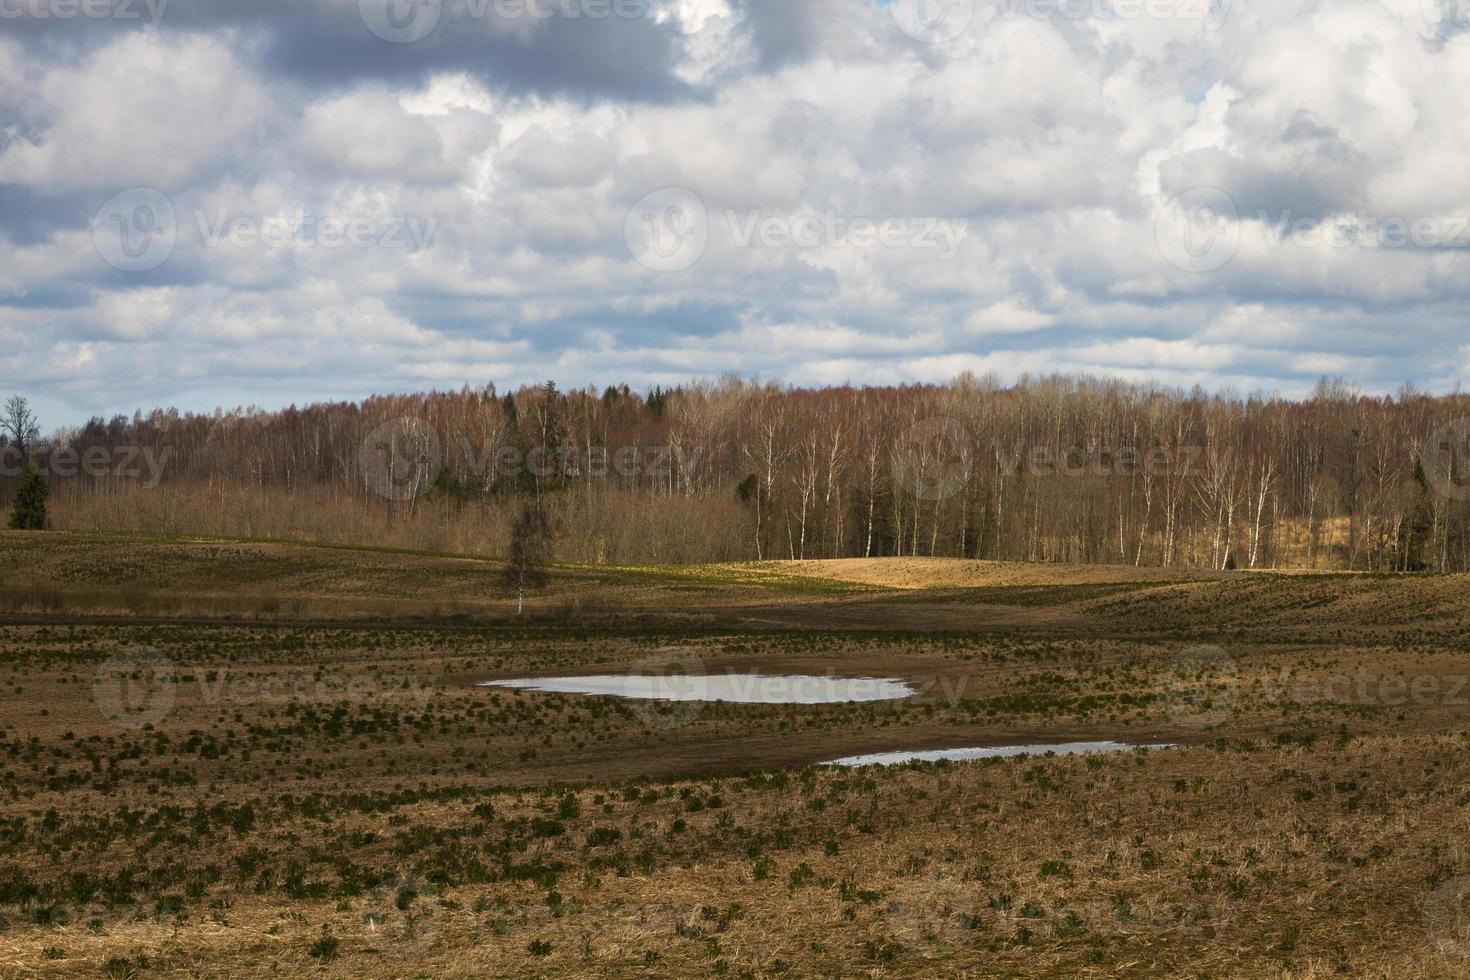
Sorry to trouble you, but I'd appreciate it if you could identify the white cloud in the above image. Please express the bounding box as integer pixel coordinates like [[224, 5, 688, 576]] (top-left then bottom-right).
[[4, 0, 1470, 421], [0, 33, 270, 190]]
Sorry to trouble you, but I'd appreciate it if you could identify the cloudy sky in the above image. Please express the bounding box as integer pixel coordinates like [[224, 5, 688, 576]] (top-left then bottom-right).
[[2, 0, 1469, 426]]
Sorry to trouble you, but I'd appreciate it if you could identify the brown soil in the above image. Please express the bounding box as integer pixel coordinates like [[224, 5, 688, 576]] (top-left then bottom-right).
[[2, 533, 1469, 977]]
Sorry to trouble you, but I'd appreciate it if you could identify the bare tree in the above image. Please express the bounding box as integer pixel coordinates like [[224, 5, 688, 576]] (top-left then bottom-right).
[[25, 376, 1470, 572], [502, 500, 552, 616], [2, 396, 39, 457]]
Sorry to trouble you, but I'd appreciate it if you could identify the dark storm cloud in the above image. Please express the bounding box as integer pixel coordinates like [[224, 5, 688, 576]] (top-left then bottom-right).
[[0, 0, 698, 101], [261, 4, 696, 102]]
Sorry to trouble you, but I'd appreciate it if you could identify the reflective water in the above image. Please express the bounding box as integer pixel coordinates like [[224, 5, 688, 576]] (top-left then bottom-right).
[[825, 741, 1173, 767], [479, 673, 916, 704]]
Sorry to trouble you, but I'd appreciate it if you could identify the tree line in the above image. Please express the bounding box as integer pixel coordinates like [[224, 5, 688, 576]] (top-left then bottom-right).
[[6, 375, 1470, 571]]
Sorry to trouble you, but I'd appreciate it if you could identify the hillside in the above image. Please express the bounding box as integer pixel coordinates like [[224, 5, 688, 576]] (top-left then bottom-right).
[[4, 532, 1470, 644]]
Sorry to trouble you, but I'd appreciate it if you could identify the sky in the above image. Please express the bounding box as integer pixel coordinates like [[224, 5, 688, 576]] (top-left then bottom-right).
[[2, 0, 1469, 428]]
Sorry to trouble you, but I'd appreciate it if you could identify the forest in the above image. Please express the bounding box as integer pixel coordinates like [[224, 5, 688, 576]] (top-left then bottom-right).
[[7, 374, 1470, 571]]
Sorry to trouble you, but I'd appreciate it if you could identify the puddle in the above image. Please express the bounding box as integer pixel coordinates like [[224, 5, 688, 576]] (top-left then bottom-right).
[[480, 673, 916, 704], [824, 741, 1173, 767]]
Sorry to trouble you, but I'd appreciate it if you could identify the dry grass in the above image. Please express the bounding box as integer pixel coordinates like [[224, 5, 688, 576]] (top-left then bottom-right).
[[2, 533, 1470, 976], [729, 558, 1217, 591]]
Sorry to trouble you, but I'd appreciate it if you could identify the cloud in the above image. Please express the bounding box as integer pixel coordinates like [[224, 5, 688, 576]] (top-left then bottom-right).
[[2, 0, 1469, 424], [0, 33, 270, 191]]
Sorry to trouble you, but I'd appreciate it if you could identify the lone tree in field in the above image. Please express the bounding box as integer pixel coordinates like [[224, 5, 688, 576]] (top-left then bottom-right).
[[502, 500, 551, 616], [2, 395, 39, 457], [9, 460, 48, 530]]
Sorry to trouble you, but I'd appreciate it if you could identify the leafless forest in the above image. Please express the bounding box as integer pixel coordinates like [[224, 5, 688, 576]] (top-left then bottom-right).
[[16, 374, 1470, 571]]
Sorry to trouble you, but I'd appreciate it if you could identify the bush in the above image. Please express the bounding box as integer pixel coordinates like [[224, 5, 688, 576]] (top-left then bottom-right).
[[309, 934, 339, 962], [9, 460, 47, 530]]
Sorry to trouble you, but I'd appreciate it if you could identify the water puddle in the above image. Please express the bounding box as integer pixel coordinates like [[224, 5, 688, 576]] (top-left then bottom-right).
[[480, 673, 916, 704], [825, 741, 1172, 767]]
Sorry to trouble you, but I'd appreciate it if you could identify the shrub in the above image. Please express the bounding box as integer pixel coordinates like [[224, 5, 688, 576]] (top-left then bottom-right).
[[9, 460, 47, 530]]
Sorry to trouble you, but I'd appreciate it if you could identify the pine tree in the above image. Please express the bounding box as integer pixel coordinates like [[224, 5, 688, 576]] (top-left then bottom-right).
[[9, 460, 48, 530], [536, 381, 566, 494]]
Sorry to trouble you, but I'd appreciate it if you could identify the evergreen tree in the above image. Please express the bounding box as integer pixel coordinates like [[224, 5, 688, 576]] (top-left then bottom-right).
[[499, 391, 530, 494], [536, 381, 566, 494], [647, 385, 668, 418], [9, 460, 48, 530]]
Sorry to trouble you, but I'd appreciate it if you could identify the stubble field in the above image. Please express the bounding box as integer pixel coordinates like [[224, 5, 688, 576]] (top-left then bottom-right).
[[1, 533, 1469, 977]]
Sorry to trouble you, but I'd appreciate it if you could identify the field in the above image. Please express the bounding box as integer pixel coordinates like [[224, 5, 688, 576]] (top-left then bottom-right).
[[2, 533, 1470, 977]]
